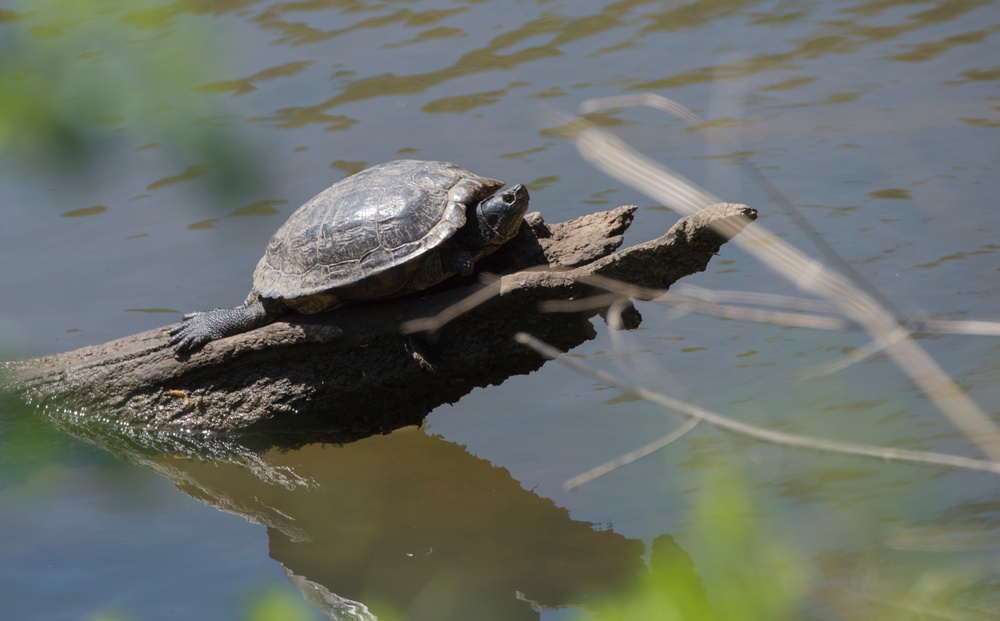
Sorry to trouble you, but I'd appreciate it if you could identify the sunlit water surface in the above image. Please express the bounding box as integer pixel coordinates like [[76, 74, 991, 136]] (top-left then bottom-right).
[[1, 1, 999, 619]]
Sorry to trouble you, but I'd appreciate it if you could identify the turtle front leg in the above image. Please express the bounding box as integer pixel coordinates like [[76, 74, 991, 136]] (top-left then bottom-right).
[[168, 297, 286, 355]]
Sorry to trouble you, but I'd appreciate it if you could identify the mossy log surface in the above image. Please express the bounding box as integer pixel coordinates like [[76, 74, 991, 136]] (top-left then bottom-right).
[[5, 203, 756, 435]]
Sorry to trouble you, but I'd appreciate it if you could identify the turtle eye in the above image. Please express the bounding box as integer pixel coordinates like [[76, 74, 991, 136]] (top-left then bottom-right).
[[500, 190, 516, 204]]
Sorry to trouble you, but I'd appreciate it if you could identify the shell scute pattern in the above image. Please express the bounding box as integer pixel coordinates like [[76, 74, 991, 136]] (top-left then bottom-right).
[[250, 160, 499, 306]]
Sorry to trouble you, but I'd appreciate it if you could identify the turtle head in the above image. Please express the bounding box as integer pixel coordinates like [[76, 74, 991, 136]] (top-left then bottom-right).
[[471, 183, 530, 248]]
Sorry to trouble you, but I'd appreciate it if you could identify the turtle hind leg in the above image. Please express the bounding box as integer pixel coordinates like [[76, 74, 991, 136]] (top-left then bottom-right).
[[168, 298, 286, 355]]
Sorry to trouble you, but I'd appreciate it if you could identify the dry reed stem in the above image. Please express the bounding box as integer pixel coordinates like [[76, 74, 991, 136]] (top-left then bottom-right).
[[541, 279, 1000, 338], [564, 418, 701, 491], [573, 94, 1000, 461], [516, 333, 1000, 479], [560, 298, 705, 490], [399, 274, 503, 335]]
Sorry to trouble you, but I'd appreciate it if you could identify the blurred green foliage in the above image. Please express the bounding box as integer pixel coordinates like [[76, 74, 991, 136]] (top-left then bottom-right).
[[244, 588, 322, 621], [570, 465, 998, 620], [86, 609, 138, 621], [79, 587, 320, 621], [0, 0, 260, 193], [0, 385, 64, 482], [573, 468, 804, 621]]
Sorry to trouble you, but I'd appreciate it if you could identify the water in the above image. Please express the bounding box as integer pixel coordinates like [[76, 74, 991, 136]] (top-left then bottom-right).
[[2, 0, 999, 619]]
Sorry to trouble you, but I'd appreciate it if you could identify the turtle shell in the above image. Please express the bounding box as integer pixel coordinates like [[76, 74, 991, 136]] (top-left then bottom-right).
[[250, 159, 504, 313]]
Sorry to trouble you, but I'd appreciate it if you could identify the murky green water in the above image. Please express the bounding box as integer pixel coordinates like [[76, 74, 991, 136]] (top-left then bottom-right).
[[2, 0, 999, 619]]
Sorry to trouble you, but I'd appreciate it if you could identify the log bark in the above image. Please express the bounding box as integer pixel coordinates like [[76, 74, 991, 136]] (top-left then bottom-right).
[[3, 203, 756, 436]]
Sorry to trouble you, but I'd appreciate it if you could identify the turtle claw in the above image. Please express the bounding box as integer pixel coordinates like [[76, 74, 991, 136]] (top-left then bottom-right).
[[168, 312, 216, 355], [167, 301, 278, 357], [168, 324, 206, 355]]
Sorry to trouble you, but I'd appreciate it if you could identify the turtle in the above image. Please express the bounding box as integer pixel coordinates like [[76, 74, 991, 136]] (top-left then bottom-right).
[[168, 159, 530, 354]]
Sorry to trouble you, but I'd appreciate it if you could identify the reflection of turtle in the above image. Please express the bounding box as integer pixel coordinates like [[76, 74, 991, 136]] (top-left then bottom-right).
[[169, 159, 530, 354]]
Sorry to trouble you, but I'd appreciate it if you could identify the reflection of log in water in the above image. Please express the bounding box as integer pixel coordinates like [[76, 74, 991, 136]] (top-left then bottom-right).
[[146, 427, 711, 620], [0, 400, 715, 619], [5, 203, 755, 435]]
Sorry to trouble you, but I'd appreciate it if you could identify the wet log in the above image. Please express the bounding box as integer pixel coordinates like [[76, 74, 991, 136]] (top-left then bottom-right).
[[4, 203, 756, 435]]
